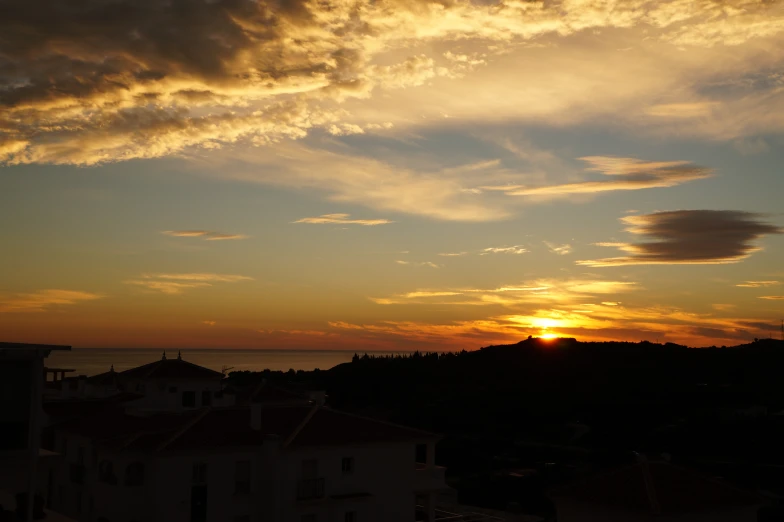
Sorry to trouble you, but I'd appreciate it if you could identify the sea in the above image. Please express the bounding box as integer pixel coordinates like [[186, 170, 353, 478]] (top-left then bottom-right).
[[45, 348, 409, 377]]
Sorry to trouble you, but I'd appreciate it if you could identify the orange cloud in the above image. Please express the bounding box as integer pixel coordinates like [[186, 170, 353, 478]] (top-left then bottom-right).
[[0, 289, 102, 313], [125, 273, 253, 294], [293, 213, 394, 226], [162, 230, 248, 241]]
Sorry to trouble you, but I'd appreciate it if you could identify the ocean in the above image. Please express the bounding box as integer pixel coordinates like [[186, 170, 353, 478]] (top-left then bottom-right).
[[45, 348, 405, 377]]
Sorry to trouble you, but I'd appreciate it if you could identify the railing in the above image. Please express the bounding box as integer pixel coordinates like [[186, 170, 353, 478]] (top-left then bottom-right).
[[296, 478, 325, 500], [69, 463, 86, 485]]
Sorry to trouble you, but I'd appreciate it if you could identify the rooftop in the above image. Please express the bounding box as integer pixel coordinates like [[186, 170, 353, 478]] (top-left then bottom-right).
[[57, 404, 439, 452], [117, 352, 223, 381]]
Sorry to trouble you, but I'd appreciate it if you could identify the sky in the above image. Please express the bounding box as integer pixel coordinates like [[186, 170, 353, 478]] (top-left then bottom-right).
[[1, 0, 783, 350]]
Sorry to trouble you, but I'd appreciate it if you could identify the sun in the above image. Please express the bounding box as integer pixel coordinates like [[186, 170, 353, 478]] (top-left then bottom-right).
[[539, 332, 559, 340]]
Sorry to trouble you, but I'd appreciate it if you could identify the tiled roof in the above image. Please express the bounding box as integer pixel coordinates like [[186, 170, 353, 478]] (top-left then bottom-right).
[[551, 458, 761, 514], [233, 382, 311, 405], [117, 357, 223, 381], [57, 405, 439, 452]]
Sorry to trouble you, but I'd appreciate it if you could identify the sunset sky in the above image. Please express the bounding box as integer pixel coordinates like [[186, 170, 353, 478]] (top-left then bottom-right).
[[1, 0, 783, 350]]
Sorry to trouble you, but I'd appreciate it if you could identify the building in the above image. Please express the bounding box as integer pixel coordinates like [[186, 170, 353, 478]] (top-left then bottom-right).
[[549, 455, 764, 521], [0, 342, 75, 521], [44, 355, 448, 522], [50, 351, 234, 411]]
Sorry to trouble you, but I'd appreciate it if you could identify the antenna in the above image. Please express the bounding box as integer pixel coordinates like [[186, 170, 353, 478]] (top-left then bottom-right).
[[221, 365, 234, 376]]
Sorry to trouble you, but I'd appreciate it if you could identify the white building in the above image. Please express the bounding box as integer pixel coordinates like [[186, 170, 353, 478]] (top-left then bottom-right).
[[45, 357, 448, 522], [0, 342, 75, 522], [51, 351, 234, 411]]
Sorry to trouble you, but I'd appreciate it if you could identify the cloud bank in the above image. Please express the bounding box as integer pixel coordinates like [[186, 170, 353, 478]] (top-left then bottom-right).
[[4, 0, 784, 165], [579, 210, 782, 266]]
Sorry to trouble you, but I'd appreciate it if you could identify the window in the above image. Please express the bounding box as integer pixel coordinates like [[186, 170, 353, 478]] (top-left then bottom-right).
[[89, 495, 94, 513], [301, 515, 317, 522], [124, 461, 145, 486], [58, 486, 65, 508], [202, 390, 212, 406], [77, 446, 85, 465], [341, 457, 354, 474], [234, 460, 251, 494], [99, 460, 117, 484], [192, 463, 207, 484], [182, 391, 196, 407], [75, 492, 82, 515], [344, 511, 356, 522], [60, 436, 68, 457]]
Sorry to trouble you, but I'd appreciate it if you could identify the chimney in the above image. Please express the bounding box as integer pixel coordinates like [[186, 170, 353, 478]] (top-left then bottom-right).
[[250, 401, 262, 431], [77, 375, 87, 396]]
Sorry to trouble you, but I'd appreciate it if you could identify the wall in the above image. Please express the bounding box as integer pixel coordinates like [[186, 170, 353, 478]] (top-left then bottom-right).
[[277, 443, 420, 522]]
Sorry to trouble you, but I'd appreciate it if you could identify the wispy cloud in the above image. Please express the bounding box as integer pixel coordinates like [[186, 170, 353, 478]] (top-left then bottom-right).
[[737, 281, 780, 288], [545, 242, 572, 255], [293, 213, 393, 226], [579, 210, 782, 267], [0, 289, 102, 313], [125, 273, 253, 294], [504, 157, 712, 198], [481, 246, 528, 255], [759, 296, 784, 300], [370, 279, 638, 306], [395, 260, 440, 268], [439, 252, 468, 257], [162, 230, 248, 241], [203, 320, 217, 326]]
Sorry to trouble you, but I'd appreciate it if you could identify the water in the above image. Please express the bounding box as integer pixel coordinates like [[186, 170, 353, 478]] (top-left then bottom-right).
[[45, 348, 403, 377]]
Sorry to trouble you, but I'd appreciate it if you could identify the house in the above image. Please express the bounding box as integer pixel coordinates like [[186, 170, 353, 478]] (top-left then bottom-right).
[[0, 342, 75, 521], [49, 351, 235, 412], [549, 455, 765, 521], [44, 355, 448, 522]]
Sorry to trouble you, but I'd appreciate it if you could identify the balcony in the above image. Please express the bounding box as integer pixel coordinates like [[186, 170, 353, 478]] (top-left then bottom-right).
[[69, 463, 86, 485], [296, 478, 325, 501], [414, 463, 446, 492]]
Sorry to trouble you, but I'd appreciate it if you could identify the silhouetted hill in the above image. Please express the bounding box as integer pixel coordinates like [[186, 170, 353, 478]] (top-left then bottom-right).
[[227, 337, 784, 512]]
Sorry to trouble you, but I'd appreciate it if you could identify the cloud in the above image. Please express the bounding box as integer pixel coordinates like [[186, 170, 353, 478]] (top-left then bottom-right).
[[545, 242, 573, 255], [4, 0, 784, 164], [370, 279, 638, 306], [395, 260, 440, 268], [759, 296, 784, 300], [736, 281, 780, 288], [0, 289, 102, 313], [203, 320, 217, 326], [293, 213, 393, 226], [439, 252, 468, 257], [125, 273, 253, 294], [481, 246, 528, 255], [578, 210, 782, 266], [162, 230, 248, 240], [505, 157, 712, 197]]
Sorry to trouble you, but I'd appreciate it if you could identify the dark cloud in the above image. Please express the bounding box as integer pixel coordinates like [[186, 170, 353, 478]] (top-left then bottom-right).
[[578, 210, 782, 266]]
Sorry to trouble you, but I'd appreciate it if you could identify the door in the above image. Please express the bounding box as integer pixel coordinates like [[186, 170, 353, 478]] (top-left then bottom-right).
[[190, 485, 207, 522]]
